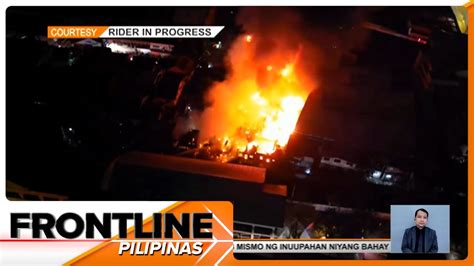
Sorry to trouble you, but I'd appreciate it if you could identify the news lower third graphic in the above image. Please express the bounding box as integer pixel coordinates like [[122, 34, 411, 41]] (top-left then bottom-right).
[[233, 240, 390, 253], [47, 26, 225, 39], [2, 201, 398, 265], [4, 202, 235, 264]]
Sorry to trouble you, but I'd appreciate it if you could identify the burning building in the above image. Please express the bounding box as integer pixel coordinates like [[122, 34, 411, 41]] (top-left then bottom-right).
[[187, 8, 319, 161]]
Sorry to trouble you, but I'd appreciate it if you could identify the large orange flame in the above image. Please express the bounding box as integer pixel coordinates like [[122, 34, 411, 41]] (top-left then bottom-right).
[[198, 34, 313, 155]]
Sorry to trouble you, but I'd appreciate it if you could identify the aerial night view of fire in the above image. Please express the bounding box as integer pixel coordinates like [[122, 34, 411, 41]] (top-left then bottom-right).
[[6, 6, 467, 260]]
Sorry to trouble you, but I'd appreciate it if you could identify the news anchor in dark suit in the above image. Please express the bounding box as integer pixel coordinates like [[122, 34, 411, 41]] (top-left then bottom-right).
[[401, 208, 438, 253]]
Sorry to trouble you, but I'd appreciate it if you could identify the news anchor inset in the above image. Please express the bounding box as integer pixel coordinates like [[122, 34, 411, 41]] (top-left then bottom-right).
[[401, 208, 438, 253]]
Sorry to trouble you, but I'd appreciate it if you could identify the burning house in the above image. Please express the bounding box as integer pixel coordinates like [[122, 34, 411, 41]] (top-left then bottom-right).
[[191, 35, 313, 158]]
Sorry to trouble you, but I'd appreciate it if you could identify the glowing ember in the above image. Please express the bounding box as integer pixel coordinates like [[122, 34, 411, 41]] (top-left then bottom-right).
[[245, 34, 253, 43], [280, 64, 293, 77], [198, 34, 313, 156]]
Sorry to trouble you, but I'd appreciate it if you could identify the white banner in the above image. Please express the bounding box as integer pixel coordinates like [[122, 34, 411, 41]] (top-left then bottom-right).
[[233, 240, 391, 253], [101, 26, 225, 38]]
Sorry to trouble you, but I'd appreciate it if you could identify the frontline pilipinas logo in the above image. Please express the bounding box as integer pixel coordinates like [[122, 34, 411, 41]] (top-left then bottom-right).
[[12, 213, 212, 255], [8, 202, 234, 265]]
